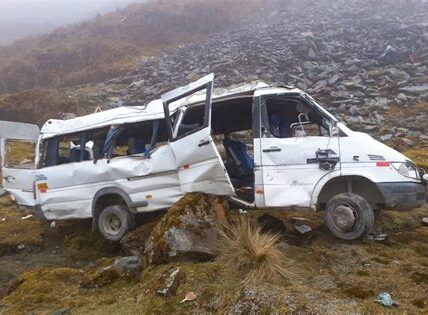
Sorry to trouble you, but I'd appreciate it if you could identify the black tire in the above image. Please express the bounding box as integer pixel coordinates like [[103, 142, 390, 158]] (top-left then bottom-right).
[[325, 193, 374, 240], [98, 204, 133, 241]]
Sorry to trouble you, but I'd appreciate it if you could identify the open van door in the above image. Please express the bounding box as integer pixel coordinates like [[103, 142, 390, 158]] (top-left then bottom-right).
[[162, 74, 235, 195], [0, 121, 39, 207]]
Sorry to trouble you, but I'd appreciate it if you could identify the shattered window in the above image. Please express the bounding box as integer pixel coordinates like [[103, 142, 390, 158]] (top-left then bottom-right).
[[5, 140, 36, 169]]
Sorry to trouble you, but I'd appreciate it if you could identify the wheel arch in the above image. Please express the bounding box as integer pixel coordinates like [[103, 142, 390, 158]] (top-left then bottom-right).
[[313, 174, 386, 211], [91, 187, 134, 231]]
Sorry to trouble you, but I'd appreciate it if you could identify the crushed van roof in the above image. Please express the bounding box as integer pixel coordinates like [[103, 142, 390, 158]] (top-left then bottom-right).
[[40, 81, 299, 139]]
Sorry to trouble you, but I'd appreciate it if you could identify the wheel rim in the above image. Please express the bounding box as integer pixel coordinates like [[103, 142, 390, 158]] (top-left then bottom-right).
[[331, 203, 358, 232], [103, 213, 122, 235]]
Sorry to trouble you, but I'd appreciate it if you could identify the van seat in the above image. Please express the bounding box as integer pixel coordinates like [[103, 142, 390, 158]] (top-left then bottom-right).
[[223, 137, 254, 178]]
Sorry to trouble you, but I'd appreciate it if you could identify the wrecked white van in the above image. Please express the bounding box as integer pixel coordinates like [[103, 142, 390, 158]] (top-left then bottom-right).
[[1, 74, 427, 241]]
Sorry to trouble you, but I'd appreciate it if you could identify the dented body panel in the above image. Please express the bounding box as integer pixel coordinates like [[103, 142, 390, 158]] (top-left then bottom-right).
[[0, 74, 426, 224]]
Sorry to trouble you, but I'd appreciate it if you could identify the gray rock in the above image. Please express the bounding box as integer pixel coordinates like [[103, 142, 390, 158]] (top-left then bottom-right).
[[59, 113, 76, 120], [129, 79, 145, 89], [109, 256, 142, 278], [165, 227, 219, 260], [328, 74, 339, 85], [80, 256, 142, 289], [399, 85, 428, 95], [155, 267, 185, 297], [144, 193, 228, 266], [402, 138, 415, 146], [380, 134, 393, 142]]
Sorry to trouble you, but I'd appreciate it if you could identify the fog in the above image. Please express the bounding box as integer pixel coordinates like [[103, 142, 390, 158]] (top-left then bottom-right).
[[0, 0, 148, 45]]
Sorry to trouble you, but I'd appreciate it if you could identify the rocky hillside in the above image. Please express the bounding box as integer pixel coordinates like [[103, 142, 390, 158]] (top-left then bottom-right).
[[116, 0, 426, 148], [0, 0, 262, 94]]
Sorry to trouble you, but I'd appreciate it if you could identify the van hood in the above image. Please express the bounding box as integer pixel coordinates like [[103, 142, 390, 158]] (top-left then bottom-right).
[[338, 124, 411, 164]]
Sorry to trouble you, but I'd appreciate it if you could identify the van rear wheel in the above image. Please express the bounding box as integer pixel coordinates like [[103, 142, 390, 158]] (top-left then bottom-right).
[[325, 193, 374, 240], [98, 204, 133, 241]]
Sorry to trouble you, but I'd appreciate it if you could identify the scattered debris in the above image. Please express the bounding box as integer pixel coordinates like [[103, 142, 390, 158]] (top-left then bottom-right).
[[50, 221, 57, 228], [294, 224, 312, 235], [376, 292, 399, 307], [1, 218, 6, 222], [180, 291, 197, 304], [422, 217, 428, 227], [21, 214, 33, 220], [17, 244, 26, 250], [239, 209, 248, 215], [366, 233, 388, 241]]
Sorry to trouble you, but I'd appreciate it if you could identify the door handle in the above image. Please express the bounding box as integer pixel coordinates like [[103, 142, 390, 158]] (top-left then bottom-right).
[[263, 147, 282, 153], [198, 140, 211, 147], [3, 175, 15, 182]]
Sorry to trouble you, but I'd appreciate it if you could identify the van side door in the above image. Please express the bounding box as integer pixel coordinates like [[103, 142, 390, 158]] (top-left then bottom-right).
[[255, 94, 341, 208], [0, 121, 39, 206], [162, 74, 235, 195]]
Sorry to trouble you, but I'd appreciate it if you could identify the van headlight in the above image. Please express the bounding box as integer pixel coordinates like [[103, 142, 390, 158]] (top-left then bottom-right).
[[392, 162, 420, 180]]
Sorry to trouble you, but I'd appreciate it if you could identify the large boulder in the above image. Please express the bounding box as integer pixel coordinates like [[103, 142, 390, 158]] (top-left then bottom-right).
[[120, 222, 158, 256], [143, 193, 228, 266]]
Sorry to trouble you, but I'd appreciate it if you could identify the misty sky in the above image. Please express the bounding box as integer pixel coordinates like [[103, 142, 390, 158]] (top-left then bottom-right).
[[0, 0, 147, 24], [0, 0, 148, 44]]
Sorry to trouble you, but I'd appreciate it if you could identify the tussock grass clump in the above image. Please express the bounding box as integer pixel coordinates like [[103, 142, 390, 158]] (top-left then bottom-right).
[[217, 218, 287, 284]]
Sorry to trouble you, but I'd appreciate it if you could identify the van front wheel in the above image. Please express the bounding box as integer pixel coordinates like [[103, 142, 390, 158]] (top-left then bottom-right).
[[98, 204, 133, 241], [325, 193, 374, 240]]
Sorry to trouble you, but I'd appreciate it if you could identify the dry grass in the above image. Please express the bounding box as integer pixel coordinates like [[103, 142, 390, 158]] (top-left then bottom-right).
[[217, 218, 287, 284]]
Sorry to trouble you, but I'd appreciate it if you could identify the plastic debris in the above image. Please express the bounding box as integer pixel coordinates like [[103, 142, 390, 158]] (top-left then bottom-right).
[[180, 291, 197, 303], [367, 233, 388, 241], [21, 214, 33, 220], [238, 209, 247, 215], [1, 218, 6, 222], [50, 221, 57, 228], [375, 292, 398, 307], [422, 217, 428, 227], [294, 224, 312, 235]]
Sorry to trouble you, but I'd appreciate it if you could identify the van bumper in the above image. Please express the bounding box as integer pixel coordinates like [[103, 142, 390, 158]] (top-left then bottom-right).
[[377, 182, 427, 211]]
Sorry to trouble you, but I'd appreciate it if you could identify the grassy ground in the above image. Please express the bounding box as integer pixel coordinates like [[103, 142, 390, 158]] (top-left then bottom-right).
[[1, 203, 427, 314]]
